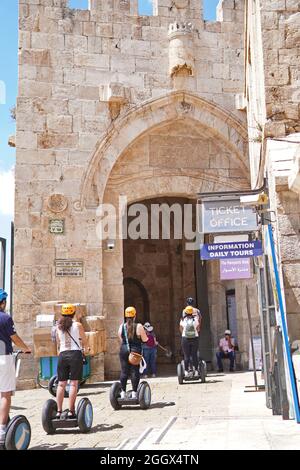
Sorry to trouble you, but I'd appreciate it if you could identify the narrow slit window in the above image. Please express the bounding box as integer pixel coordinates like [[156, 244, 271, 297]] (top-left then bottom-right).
[[68, 0, 89, 9], [138, 0, 153, 15], [203, 0, 218, 21]]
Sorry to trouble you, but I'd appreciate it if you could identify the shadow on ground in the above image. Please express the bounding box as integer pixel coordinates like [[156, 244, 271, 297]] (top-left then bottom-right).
[[40, 423, 123, 436], [30, 443, 69, 450]]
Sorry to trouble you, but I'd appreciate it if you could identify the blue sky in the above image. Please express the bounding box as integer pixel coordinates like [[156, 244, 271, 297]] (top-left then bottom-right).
[[0, 0, 218, 294]]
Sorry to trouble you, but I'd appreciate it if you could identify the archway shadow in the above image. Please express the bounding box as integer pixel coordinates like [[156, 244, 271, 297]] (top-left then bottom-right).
[[149, 401, 176, 409], [43, 423, 123, 436], [30, 443, 69, 450], [77, 390, 105, 397], [178, 379, 223, 385]]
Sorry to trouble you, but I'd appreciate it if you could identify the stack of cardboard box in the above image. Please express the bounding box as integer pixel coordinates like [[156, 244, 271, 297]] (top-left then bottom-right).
[[33, 302, 107, 358], [82, 316, 107, 356]]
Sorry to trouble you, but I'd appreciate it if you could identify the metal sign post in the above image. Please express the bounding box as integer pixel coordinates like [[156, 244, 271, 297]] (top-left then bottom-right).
[[0, 237, 6, 290]]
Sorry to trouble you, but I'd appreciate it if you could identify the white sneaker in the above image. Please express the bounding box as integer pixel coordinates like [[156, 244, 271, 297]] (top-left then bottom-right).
[[120, 391, 126, 399], [131, 391, 137, 399]]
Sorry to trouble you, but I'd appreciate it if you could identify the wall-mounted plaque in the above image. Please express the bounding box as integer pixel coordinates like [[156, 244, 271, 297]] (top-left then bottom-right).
[[49, 219, 65, 234], [55, 260, 84, 278], [47, 194, 68, 213]]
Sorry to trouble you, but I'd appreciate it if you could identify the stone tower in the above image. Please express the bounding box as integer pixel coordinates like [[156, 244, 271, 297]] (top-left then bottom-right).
[[16, 0, 255, 385]]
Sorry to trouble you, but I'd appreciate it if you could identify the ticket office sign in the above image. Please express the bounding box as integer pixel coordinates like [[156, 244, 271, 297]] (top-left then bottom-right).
[[201, 200, 258, 234]]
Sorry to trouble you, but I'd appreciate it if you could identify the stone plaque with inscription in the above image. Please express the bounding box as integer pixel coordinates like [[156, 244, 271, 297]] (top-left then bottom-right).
[[49, 219, 65, 234], [55, 260, 84, 277]]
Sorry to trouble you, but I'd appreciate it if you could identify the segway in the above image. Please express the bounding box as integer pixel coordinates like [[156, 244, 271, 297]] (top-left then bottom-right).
[[0, 351, 32, 451], [48, 375, 82, 398], [177, 358, 207, 385], [42, 397, 93, 434], [109, 381, 151, 410]]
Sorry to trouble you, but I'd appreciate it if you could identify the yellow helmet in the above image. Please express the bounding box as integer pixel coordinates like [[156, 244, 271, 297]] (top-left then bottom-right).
[[61, 304, 76, 316], [184, 306, 194, 315], [125, 306, 136, 318]]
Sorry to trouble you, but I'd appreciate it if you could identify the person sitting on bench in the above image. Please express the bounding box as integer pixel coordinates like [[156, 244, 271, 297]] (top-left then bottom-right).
[[216, 330, 237, 373]]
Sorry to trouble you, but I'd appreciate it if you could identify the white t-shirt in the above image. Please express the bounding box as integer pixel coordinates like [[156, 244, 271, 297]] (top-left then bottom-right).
[[180, 316, 199, 338], [57, 322, 82, 353], [219, 337, 235, 353]]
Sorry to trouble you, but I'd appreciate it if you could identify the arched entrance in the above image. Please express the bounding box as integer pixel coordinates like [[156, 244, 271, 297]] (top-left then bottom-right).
[[123, 277, 150, 325], [81, 92, 252, 378]]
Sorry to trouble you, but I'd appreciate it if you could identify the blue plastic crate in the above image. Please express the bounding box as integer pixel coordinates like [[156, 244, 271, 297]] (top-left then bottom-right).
[[40, 356, 91, 380]]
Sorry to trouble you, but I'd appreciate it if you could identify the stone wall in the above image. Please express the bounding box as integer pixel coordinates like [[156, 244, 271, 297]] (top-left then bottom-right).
[[246, 1, 300, 345], [260, 0, 300, 138], [16, 0, 252, 383]]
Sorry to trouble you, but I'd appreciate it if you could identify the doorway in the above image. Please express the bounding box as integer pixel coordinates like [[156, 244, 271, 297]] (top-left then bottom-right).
[[122, 197, 212, 367]]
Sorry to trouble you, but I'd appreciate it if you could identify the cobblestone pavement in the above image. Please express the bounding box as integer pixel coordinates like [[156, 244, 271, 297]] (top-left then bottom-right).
[[11, 371, 300, 450]]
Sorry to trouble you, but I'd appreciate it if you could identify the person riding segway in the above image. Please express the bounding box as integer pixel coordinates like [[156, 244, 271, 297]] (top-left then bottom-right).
[[42, 304, 93, 434], [177, 306, 206, 384], [110, 306, 151, 410], [0, 289, 32, 450]]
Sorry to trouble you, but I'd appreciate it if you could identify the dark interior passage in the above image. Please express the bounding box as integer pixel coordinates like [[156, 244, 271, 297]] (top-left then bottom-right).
[[123, 197, 212, 366]]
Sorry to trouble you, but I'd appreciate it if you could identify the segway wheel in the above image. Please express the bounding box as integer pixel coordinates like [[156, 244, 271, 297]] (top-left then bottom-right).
[[42, 399, 57, 435], [48, 376, 76, 398], [200, 360, 207, 383], [110, 382, 122, 410], [5, 416, 31, 451], [177, 363, 184, 385], [48, 375, 58, 397], [77, 398, 93, 433], [138, 381, 151, 410]]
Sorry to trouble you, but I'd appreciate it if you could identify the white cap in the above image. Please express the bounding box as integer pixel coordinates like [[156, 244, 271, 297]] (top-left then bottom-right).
[[144, 322, 154, 332], [225, 329, 231, 335]]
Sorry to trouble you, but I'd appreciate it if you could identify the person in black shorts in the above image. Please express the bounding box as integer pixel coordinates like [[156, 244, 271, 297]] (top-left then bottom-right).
[[55, 304, 88, 419], [118, 307, 148, 399]]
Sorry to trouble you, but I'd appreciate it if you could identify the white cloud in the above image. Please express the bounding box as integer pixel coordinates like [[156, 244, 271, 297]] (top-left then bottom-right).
[[0, 168, 14, 217]]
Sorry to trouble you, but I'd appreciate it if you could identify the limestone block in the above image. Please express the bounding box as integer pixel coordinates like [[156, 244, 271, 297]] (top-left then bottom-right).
[[74, 52, 109, 69], [47, 115, 73, 133], [283, 264, 300, 288], [31, 32, 65, 50], [280, 235, 300, 262], [262, 0, 286, 10], [285, 12, 300, 49], [37, 132, 78, 149], [16, 130, 38, 149], [63, 67, 86, 85], [87, 36, 102, 53], [87, 353, 105, 384], [19, 64, 37, 80], [111, 55, 136, 73], [83, 21, 96, 37], [86, 331, 101, 356], [19, 49, 51, 67], [265, 65, 290, 86], [19, 80, 51, 98], [78, 86, 100, 100], [286, 0, 300, 11], [65, 34, 88, 51], [82, 316, 105, 332], [95, 23, 113, 38]]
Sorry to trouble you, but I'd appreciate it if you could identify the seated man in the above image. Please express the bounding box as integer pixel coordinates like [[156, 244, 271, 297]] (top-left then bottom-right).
[[216, 330, 236, 373]]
